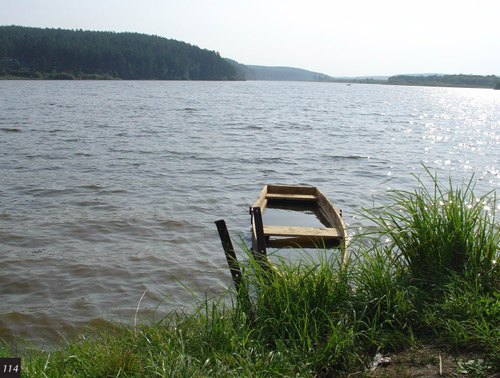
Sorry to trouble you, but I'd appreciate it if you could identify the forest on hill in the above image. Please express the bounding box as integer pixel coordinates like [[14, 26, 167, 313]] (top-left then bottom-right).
[[0, 26, 238, 80]]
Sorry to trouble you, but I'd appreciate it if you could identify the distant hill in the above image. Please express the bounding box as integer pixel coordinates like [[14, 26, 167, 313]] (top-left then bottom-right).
[[224, 58, 256, 80], [247, 65, 333, 81], [226, 59, 333, 81], [0, 25, 237, 80]]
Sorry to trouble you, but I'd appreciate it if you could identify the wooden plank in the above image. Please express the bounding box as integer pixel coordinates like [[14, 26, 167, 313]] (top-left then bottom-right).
[[267, 185, 317, 195], [316, 188, 346, 234], [250, 185, 268, 212], [315, 189, 349, 263], [267, 237, 342, 249], [265, 193, 317, 201], [263, 225, 343, 239]]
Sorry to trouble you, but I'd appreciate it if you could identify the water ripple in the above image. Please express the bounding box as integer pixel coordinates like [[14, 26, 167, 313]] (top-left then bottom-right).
[[1, 81, 499, 346]]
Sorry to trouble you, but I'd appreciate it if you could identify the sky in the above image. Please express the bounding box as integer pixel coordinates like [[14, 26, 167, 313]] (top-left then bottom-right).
[[1, 0, 499, 77]]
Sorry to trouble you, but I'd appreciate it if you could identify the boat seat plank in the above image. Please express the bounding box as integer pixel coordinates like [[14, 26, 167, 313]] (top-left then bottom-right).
[[263, 225, 343, 239], [265, 193, 317, 201]]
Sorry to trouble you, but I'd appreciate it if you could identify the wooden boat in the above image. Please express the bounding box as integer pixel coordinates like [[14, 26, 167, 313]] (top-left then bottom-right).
[[250, 185, 348, 264]]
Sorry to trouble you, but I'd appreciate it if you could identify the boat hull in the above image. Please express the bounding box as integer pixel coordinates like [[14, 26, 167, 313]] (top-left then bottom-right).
[[250, 185, 348, 263]]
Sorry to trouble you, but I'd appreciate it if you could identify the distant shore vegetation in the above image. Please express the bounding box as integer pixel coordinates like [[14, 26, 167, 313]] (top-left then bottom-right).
[[386, 74, 500, 89], [0, 25, 238, 80], [330, 74, 500, 89]]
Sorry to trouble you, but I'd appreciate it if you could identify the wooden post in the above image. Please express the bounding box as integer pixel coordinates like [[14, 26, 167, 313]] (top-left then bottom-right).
[[214, 220, 252, 314], [215, 219, 242, 292], [250, 207, 267, 258], [251, 206, 272, 274]]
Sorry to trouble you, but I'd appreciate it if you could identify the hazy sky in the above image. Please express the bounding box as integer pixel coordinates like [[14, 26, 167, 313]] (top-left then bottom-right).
[[2, 0, 499, 77]]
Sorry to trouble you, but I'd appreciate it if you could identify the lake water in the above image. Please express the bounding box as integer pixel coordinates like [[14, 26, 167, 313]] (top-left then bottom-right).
[[1, 80, 499, 346]]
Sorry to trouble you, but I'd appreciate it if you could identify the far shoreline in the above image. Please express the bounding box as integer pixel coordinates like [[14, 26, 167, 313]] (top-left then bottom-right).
[[1, 74, 499, 90]]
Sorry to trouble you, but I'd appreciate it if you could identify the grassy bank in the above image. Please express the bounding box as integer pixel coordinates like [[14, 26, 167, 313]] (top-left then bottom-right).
[[2, 170, 499, 377]]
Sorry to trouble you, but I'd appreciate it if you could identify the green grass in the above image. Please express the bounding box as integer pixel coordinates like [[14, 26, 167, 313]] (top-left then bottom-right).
[[1, 169, 499, 377], [362, 167, 499, 291]]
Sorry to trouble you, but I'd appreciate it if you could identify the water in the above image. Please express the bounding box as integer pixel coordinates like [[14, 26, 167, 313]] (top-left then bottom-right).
[[1, 80, 499, 346]]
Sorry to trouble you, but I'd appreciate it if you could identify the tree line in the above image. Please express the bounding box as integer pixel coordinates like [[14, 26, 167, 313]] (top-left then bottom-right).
[[387, 74, 500, 89], [0, 25, 238, 80]]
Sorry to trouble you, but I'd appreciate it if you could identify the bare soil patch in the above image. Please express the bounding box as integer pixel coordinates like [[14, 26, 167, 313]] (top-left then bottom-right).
[[363, 345, 498, 378]]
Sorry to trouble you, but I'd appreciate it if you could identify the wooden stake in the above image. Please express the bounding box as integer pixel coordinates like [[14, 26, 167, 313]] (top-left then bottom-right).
[[215, 219, 242, 292]]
